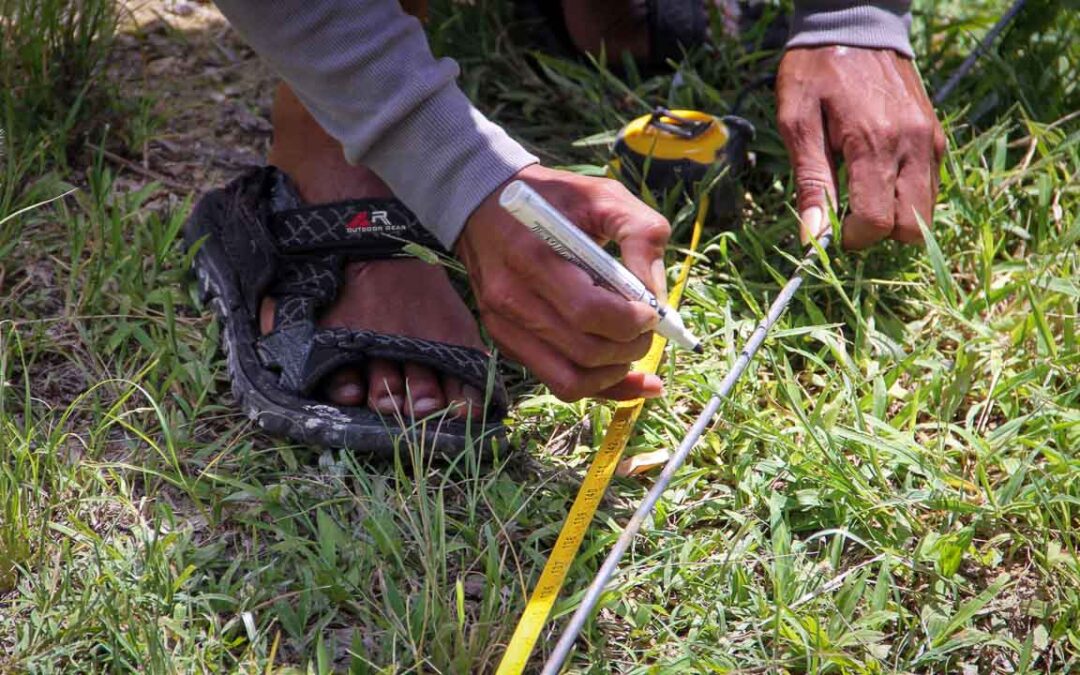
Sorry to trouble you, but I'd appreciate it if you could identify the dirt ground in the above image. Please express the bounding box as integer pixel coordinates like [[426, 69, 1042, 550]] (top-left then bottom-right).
[[113, 0, 276, 201]]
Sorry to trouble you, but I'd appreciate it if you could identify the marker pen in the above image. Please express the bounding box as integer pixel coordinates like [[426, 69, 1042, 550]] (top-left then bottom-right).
[[499, 180, 703, 354]]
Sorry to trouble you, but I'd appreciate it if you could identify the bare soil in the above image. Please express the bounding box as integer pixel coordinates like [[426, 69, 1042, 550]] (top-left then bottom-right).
[[113, 0, 276, 200]]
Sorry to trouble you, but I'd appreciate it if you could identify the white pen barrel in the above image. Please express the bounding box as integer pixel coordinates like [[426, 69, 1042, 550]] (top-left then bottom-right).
[[499, 180, 702, 353], [499, 181, 652, 306]]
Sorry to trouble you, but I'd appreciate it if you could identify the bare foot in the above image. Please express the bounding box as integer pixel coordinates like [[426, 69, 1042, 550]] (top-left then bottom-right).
[[261, 84, 486, 419]]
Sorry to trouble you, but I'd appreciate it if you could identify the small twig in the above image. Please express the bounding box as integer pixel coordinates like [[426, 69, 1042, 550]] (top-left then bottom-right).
[[210, 34, 240, 64], [993, 135, 1040, 197], [88, 144, 195, 192], [1006, 109, 1080, 148]]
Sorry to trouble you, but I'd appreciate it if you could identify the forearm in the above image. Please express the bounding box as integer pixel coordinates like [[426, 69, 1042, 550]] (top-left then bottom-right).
[[212, 0, 537, 248], [787, 1, 914, 58]]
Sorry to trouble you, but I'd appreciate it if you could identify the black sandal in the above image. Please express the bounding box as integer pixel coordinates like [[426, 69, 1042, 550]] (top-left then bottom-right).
[[183, 166, 508, 459]]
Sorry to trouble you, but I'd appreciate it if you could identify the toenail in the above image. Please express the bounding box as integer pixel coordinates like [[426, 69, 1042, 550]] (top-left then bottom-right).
[[373, 393, 403, 412], [333, 382, 363, 401], [411, 397, 441, 415], [462, 384, 483, 403]]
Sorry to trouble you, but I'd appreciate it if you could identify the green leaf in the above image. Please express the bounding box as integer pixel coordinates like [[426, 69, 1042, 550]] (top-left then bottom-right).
[[932, 574, 1010, 647], [315, 632, 331, 675], [918, 212, 960, 308]]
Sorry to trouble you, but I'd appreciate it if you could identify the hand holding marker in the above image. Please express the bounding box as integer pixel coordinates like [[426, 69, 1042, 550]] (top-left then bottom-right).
[[499, 181, 703, 354]]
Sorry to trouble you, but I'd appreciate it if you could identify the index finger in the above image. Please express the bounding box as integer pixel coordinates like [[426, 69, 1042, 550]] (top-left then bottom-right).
[[567, 181, 672, 300], [777, 97, 839, 244], [510, 235, 659, 343]]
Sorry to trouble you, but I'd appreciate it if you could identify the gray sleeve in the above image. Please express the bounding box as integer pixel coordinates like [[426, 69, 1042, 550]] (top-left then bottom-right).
[[787, 1, 914, 58], [212, 0, 538, 249]]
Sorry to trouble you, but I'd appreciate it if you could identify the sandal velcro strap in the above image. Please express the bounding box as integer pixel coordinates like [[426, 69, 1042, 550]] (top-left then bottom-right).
[[258, 326, 508, 413], [270, 198, 444, 258]]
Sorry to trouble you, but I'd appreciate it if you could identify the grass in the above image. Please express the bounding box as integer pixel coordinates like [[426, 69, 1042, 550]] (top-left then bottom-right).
[[1, 0, 1078, 672]]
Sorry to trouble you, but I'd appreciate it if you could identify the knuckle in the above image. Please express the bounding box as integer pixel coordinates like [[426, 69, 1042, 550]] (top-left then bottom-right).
[[572, 342, 608, 369], [797, 175, 832, 191], [481, 280, 517, 315], [863, 213, 894, 233], [549, 374, 585, 402], [851, 206, 893, 233], [644, 214, 671, 240], [776, 110, 799, 139], [904, 116, 934, 139], [566, 299, 597, 327], [877, 119, 900, 145], [597, 177, 629, 200], [629, 335, 652, 361], [934, 133, 947, 159], [893, 223, 926, 244]]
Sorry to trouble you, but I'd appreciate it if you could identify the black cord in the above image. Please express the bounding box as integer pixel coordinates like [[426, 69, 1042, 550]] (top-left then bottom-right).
[[932, 0, 1027, 104]]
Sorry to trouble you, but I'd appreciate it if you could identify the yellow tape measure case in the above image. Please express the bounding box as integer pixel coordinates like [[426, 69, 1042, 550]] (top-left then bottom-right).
[[612, 108, 753, 228]]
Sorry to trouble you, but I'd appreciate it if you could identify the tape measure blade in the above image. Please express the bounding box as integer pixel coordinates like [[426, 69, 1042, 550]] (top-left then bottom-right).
[[496, 343, 663, 675], [497, 194, 707, 675]]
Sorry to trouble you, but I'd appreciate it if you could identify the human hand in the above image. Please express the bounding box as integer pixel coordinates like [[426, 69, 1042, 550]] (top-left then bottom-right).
[[776, 46, 946, 248], [455, 164, 671, 402]]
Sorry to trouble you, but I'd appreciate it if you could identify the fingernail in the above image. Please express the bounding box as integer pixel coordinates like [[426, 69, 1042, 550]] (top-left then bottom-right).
[[643, 374, 664, 398], [799, 206, 826, 245], [649, 259, 668, 301]]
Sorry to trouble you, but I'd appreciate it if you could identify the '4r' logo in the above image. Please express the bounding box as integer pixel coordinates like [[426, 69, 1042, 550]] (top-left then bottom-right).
[[345, 209, 401, 233], [346, 210, 394, 231], [346, 212, 371, 230]]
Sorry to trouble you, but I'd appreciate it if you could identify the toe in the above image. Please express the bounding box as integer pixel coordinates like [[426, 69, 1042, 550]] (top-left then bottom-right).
[[403, 363, 445, 417], [259, 297, 276, 334], [367, 359, 405, 414], [442, 376, 483, 419], [323, 367, 366, 406]]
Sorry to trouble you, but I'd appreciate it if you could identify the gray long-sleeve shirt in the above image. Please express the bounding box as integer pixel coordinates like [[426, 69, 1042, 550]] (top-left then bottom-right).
[[213, 1, 912, 249]]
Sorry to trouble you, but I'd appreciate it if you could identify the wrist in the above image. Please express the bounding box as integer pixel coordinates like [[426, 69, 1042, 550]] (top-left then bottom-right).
[[455, 162, 542, 257]]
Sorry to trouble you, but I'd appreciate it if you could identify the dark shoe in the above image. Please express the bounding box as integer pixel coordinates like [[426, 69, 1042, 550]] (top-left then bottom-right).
[[184, 167, 508, 459]]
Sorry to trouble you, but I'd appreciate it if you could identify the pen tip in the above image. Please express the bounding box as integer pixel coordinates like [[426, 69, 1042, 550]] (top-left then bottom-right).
[[692, 343, 704, 355]]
